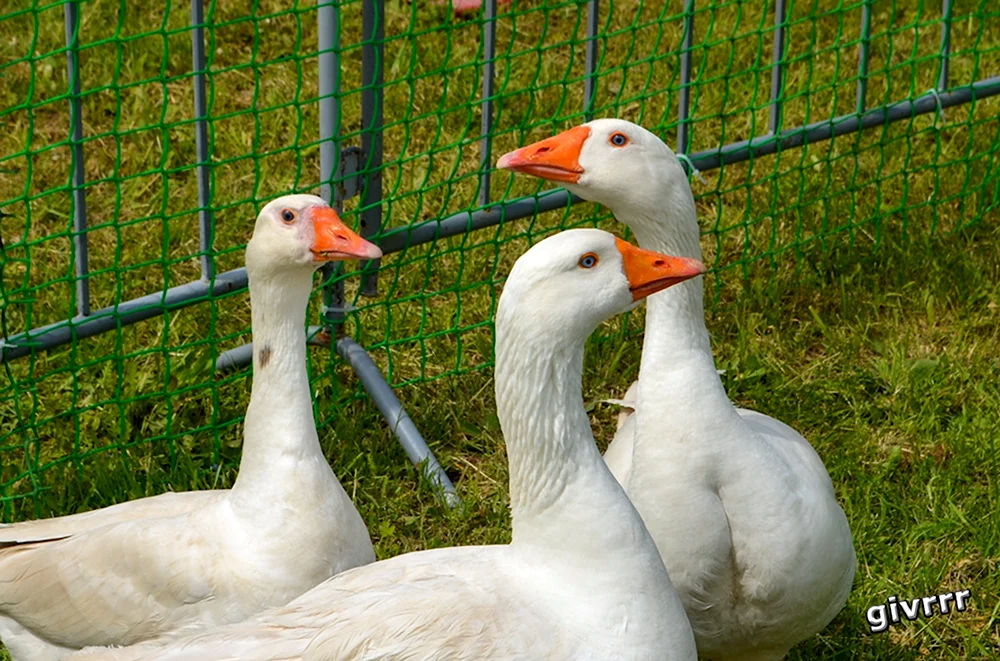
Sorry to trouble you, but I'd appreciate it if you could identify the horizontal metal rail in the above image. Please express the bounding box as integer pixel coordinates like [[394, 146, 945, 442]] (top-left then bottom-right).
[[3, 75, 998, 363], [379, 76, 1000, 253], [0, 270, 247, 362]]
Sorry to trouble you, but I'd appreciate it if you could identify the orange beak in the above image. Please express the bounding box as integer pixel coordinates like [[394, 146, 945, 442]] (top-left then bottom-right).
[[615, 237, 706, 301], [496, 125, 590, 184], [310, 206, 382, 262]]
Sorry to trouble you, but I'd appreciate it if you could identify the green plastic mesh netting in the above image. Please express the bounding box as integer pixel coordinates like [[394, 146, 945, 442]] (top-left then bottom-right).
[[0, 0, 997, 519]]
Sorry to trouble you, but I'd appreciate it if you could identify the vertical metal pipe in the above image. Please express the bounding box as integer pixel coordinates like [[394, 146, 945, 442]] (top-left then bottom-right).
[[856, 0, 872, 113], [191, 0, 214, 281], [63, 0, 90, 317], [359, 0, 384, 296], [937, 0, 952, 91], [318, 0, 340, 205], [584, 0, 600, 120], [318, 0, 345, 324], [479, 0, 497, 207], [768, 0, 787, 135], [677, 0, 695, 155]]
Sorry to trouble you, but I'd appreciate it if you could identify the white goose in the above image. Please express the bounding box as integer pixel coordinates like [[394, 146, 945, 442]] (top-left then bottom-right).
[[69, 229, 705, 661], [0, 195, 380, 661], [499, 121, 856, 661]]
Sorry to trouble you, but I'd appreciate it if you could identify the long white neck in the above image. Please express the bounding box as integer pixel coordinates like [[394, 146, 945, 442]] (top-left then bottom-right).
[[232, 267, 326, 494], [616, 180, 743, 466], [494, 312, 654, 559]]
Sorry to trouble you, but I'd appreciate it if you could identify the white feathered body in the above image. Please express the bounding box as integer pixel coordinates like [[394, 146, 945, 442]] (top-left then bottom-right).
[[72, 543, 692, 661], [0, 196, 378, 660]]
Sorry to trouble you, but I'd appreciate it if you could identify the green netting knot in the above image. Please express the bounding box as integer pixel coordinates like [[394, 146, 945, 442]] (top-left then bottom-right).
[[676, 153, 707, 185], [924, 88, 948, 123]]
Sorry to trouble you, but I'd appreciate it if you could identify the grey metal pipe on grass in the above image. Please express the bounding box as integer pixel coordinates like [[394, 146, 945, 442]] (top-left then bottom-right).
[[336, 337, 461, 508]]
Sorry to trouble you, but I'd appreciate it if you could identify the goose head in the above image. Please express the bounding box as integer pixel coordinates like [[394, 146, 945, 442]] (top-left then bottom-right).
[[245, 194, 382, 278], [497, 120, 697, 251], [498, 228, 706, 344]]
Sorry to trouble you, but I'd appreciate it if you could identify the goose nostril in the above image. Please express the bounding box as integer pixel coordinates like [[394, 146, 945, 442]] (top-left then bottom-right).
[[653, 260, 665, 267], [335, 234, 349, 241], [535, 146, 551, 154]]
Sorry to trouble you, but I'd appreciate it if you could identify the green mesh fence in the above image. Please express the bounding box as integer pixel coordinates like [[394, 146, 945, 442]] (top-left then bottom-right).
[[0, 0, 998, 520]]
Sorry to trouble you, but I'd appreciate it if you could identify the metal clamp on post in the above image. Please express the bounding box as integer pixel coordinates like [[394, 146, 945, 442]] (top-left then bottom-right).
[[676, 154, 707, 185], [336, 146, 364, 202], [923, 88, 948, 124]]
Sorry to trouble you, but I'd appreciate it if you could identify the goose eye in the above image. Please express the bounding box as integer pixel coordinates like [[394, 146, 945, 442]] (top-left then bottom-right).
[[609, 132, 629, 147], [280, 209, 296, 223], [578, 253, 599, 269]]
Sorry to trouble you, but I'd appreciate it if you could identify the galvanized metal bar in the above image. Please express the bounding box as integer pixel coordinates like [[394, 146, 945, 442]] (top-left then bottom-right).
[[318, 0, 346, 326], [336, 337, 461, 507], [768, 0, 787, 135], [478, 0, 497, 206], [856, 0, 872, 113], [6, 74, 1000, 362], [379, 189, 582, 255], [63, 0, 90, 317], [677, 0, 695, 155], [937, 0, 952, 91], [0, 269, 248, 363], [214, 340, 254, 373], [689, 77, 1000, 170], [583, 0, 599, 120], [318, 0, 339, 206], [359, 0, 384, 296], [190, 0, 214, 281]]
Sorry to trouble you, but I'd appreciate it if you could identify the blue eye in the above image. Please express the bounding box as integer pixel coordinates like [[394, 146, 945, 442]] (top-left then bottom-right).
[[609, 132, 629, 147], [280, 209, 296, 223], [578, 253, 599, 269]]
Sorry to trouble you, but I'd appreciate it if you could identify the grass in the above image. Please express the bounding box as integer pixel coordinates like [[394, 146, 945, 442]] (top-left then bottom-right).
[[1, 0, 999, 658]]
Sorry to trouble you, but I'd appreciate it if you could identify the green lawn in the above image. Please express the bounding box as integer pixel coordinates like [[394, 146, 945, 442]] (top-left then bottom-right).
[[0, 0, 998, 658]]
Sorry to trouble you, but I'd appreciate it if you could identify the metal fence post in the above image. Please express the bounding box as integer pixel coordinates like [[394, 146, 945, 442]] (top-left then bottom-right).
[[677, 0, 695, 155], [318, 0, 347, 329], [479, 0, 498, 207], [768, 0, 787, 135], [191, 0, 214, 281], [359, 0, 384, 297], [63, 0, 91, 317], [937, 0, 953, 91], [856, 0, 872, 114], [584, 0, 600, 120]]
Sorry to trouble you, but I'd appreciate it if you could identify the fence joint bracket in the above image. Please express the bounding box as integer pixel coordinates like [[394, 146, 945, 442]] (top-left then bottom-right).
[[336, 146, 364, 202]]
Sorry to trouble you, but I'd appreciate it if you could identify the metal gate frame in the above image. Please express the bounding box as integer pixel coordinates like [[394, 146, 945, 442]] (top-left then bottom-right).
[[1, 0, 998, 507]]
